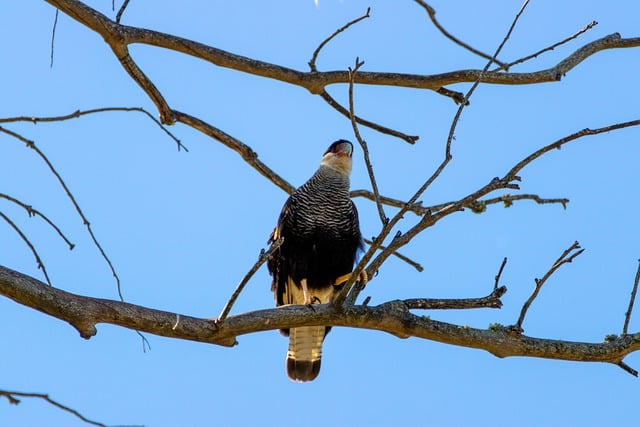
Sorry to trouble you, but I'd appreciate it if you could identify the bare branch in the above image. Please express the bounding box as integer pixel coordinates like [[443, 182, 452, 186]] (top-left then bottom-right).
[[494, 257, 508, 291], [347, 59, 387, 225], [622, 260, 640, 335], [617, 361, 638, 377], [43, 1, 640, 95], [50, 8, 59, 68], [504, 120, 640, 181], [501, 20, 599, 70], [350, 189, 428, 215], [0, 193, 75, 250], [308, 7, 370, 72], [115, 0, 130, 23], [0, 212, 52, 286], [2, 265, 640, 369], [319, 90, 419, 144], [0, 126, 125, 301], [413, 0, 509, 68], [172, 110, 295, 194], [217, 238, 283, 323], [363, 238, 423, 273], [0, 389, 140, 427], [0, 106, 186, 151], [515, 241, 584, 332]]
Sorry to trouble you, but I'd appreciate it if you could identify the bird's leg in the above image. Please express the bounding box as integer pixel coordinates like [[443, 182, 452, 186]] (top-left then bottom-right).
[[359, 269, 369, 287], [301, 278, 313, 306]]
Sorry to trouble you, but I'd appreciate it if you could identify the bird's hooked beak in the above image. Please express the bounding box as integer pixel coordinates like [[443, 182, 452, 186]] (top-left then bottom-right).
[[321, 140, 353, 174], [334, 141, 353, 157]]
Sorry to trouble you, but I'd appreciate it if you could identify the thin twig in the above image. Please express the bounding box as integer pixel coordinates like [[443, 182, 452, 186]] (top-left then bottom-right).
[[445, 0, 531, 154], [515, 241, 583, 332], [0, 193, 75, 250], [499, 20, 598, 71], [347, 59, 387, 225], [0, 127, 125, 300], [350, 189, 428, 215], [616, 361, 639, 377], [622, 260, 640, 335], [319, 90, 419, 144], [50, 9, 59, 68], [309, 7, 370, 71], [172, 109, 295, 194], [0, 212, 52, 286], [413, 0, 509, 69], [0, 389, 141, 427], [504, 120, 640, 180], [217, 238, 284, 323], [494, 257, 508, 291], [0, 106, 186, 151], [363, 238, 423, 272], [115, 0, 130, 23]]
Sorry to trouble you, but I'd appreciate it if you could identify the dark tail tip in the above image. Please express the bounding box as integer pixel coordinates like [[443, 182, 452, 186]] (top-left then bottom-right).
[[286, 357, 321, 382]]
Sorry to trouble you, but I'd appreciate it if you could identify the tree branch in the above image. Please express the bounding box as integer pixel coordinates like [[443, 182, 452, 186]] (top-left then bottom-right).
[[413, 0, 509, 68], [44, 0, 640, 98], [622, 260, 640, 336], [347, 59, 388, 225], [0, 389, 140, 427], [2, 265, 639, 370]]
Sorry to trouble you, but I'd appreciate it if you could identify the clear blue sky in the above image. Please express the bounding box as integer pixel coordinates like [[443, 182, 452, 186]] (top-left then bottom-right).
[[2, 1, 640, 426]]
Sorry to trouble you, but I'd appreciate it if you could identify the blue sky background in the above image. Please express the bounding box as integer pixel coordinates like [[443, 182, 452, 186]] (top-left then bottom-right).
[[2, 1, 640, 426]]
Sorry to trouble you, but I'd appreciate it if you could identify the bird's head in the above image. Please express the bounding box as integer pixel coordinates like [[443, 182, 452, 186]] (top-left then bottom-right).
[[320, 139, 353, 175]]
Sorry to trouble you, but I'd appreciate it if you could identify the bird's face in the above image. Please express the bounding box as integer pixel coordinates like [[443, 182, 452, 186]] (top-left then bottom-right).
[[320, 140, 353, 174]]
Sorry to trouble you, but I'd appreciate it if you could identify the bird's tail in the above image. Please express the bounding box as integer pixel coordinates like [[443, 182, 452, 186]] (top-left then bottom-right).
[[286, 325, 326, 382]]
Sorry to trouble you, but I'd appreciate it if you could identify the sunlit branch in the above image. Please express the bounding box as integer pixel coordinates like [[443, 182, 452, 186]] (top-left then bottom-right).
[[44, 1, 640, 96], [2, 265, 639, 372]]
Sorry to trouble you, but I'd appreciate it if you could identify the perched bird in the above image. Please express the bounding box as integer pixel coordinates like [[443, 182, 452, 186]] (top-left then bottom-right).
[[268, 140, 364, 382]]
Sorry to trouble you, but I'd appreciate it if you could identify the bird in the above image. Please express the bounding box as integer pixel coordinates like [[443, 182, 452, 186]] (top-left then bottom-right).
[[267, 139, 364, 382]]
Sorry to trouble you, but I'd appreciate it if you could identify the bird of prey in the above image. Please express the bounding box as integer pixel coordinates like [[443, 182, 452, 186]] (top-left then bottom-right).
[[268, 140, 364, 382]]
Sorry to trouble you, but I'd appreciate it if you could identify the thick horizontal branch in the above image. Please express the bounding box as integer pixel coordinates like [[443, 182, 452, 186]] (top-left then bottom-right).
[[2, 265, 639, 368], [46, 0, 640, 96]]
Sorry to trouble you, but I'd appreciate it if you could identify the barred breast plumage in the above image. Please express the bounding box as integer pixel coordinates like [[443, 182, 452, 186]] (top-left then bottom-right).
[[267, 140, 363, 382]]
